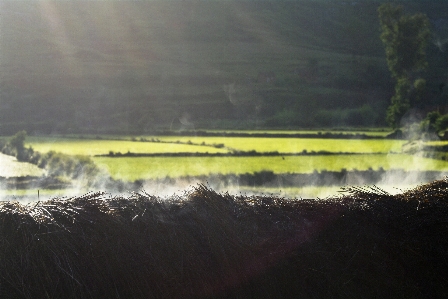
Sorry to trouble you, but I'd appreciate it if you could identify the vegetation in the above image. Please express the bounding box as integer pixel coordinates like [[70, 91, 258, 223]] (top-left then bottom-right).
[[26, 137, 229, 156], [1, 1, 447, 133], [0, 1, 446, 134], [0, 132, 446, 194], [7, 131, 27, 159], [25, 135, 405, 156], [1, 181, 447, 298], [2, 2, 447, 293], [35, 151, 101, 182], [378, 3, 431, 127], [154, 136, 405, 154], [93, 154, 448, 181], [12, 133, 448, 187], [2, 133, 102, 188], [0, 131, 30, 162], [418, 111, 448, 137]]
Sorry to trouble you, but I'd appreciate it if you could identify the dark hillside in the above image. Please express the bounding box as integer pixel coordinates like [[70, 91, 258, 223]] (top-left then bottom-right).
[[0, 1, 447, 132], [1, 181, 448, 298]]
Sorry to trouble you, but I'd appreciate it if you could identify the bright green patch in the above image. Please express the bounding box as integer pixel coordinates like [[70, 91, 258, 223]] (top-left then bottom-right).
[[154, 137, 405, 154], [93, 154, 448, 181], [26, 137, 230, 156], [424, 141, 448, 146], [26, 136, 405, 156]]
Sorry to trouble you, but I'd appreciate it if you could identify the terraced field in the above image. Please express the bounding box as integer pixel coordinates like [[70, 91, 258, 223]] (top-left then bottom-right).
[[154, 136, 405, 153], [26, 137, 229, 156], [26, 136, 405, 155], [20, 135, 448, 183], [92, 153, 448, 181], [0, 133, 443, 201]]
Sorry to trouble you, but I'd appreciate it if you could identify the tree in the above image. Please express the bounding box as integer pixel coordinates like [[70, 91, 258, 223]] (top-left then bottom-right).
[[8, 130, 31, 161], [378, 3, 431, 128], [9, 130, 27, 153]]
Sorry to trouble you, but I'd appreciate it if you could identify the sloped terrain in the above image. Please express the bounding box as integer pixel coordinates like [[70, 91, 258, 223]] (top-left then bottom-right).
[[0, 0, 399, 132]]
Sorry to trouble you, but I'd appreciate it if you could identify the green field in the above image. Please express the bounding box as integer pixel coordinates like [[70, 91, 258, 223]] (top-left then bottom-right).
[[26, 137, 229, 156], [154, 136, 405, 153], [93, 154, 448, 181], [2, 133, 448, 202], [21, 135, 448, 182], [26, 136, 406, 155]]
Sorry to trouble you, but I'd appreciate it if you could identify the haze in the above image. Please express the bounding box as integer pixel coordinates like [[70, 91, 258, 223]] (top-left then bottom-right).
[[3, 0, 432, 133]]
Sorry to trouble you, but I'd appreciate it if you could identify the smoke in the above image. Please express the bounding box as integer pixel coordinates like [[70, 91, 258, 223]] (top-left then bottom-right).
[[170, 112, 195, 131], [5, 164, 447, 204], [223, 83, 237, 105], [3, 122, 448, 203], [371, 110, 448, 194]]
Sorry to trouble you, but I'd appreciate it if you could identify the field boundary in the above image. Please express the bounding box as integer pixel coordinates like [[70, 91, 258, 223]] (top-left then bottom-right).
[[58, 131, 393, 140], [95, 151, 388, 157], [133, 130, 396, 139]]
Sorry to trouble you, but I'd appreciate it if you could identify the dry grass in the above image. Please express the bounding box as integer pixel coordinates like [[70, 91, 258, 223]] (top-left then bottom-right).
[[1, 181, 448, 298]]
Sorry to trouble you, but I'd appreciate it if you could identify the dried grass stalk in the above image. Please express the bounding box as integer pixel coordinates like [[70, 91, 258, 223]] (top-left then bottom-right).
[[1, 181, 447, 298]]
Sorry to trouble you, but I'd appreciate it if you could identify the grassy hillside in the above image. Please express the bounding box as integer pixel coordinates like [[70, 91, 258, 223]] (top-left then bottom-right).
[[1, 1, 447, 133]]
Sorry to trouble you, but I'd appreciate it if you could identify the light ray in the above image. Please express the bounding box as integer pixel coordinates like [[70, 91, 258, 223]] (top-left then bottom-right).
[[37, 0, 84, 77]]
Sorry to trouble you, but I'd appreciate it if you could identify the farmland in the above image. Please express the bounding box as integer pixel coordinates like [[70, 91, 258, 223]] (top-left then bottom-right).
[[93, 154, 448, 181], [0, 132, 445, 200], [153, 136, 405, 154], [2, 0, 448, 295], [26, 137, 229, 156], [21, 134, 448, 182], [26, 135, 405, 156]]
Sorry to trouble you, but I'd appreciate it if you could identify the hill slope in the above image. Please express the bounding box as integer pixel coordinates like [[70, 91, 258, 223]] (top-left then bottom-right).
[[1, 1, 447, 133]]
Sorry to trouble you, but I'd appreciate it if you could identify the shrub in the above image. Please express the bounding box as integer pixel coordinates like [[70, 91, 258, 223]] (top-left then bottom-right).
[[435, 114, 448, 134], [9, 130, 27, 152], [35, 151, 101, 182], [1, 131, 28, 160]]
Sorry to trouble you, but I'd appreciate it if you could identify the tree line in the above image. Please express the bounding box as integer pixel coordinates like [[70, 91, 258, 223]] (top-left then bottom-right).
[[378, 3, 448, 138]]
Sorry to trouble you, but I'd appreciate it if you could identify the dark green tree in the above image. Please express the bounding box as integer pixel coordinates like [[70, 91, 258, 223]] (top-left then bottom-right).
[[378, 3, 431, 128], [9, 130, 27, 152]]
